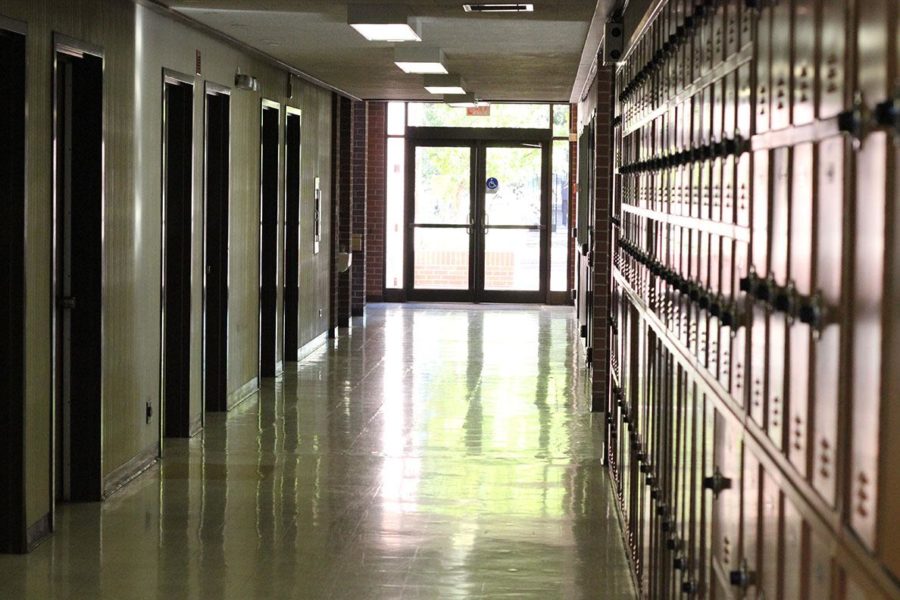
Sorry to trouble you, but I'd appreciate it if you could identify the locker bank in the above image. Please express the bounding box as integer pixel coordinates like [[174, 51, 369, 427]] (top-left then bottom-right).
[[0, 0, 897, 598]]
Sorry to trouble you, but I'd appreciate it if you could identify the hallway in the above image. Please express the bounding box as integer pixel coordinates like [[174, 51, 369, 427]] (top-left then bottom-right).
[[0, 305, 634, 599]]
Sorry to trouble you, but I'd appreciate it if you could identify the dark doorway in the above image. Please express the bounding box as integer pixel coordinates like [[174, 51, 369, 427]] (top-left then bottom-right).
[[204, 87, 230, 412], [54, 42, 104, 502], [0, 23, 27, 552], [283, 110, 301, 362], [259, 102, 280, 378], [161, 75, 194, 437]]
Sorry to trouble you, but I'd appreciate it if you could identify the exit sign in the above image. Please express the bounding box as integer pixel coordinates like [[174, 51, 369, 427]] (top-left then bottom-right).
[[467, 105, 491, 117]]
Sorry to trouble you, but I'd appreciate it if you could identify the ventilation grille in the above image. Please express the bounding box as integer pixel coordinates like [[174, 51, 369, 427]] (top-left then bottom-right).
[[463, 3, 534, 12]]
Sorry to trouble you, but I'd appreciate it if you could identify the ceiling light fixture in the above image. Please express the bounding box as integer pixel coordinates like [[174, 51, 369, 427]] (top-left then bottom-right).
[[348, 4, 422, 42], [424, 74, 466, 95], [394, 46, 448, 74], [462, 3, 534, 12], [444, 93, 487, 108]]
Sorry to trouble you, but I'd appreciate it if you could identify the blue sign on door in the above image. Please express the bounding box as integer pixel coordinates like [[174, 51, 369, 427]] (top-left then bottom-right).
[[486, 177, 499, 191]]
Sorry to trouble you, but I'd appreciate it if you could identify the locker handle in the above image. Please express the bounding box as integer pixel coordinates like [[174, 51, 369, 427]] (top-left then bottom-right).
[[729, 559, 756, 590], [798, 294, 825, 329], [681, 581, 698, 595], [874, 98, 898, 132], [702, 467, 733, 498]]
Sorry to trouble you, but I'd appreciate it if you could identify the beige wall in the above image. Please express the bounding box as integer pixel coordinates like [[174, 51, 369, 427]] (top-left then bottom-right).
[[0, 0, 334, 531]]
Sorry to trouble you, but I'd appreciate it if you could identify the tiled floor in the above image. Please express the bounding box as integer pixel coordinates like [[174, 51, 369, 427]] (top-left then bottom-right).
[[0, 304, 635, 599]]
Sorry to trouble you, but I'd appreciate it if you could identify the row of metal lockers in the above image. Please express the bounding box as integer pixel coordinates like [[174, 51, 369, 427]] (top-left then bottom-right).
[[604, 0, 898, 597]]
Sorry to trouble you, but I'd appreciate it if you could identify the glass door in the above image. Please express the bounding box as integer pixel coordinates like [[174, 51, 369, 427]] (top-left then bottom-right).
[[406, 144, 475, 300], [405, 135, 549, 303], [478, 144, 546, 301]]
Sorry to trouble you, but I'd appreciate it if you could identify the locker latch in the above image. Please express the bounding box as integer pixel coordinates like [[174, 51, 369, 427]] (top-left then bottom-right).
[[729, 559, 756, 590], [702, 467, 733, 498]]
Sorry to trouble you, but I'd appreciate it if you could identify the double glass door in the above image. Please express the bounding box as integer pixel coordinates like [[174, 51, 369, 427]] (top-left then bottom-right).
[[405, 136, 550, 302]]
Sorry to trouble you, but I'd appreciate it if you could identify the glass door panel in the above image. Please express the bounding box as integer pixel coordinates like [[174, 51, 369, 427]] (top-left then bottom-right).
[[482, 146, 543, 292], [412, 145, 472, 291]]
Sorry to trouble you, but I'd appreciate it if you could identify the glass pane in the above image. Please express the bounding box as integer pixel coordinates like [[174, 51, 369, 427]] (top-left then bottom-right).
[[387, 101, 406, 136], [415, 146, 471, 224], [553, 104, 570, 138], [484, 146, 541, 227], [484, 229, 540, 291], [407, 103, 551, 128], [551, 140, 570, 292], [414, 227, 470, 289], [386, 138, 405, 289]]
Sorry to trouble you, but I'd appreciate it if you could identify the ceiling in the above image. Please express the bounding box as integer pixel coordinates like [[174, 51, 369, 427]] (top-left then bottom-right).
[[165, 1, 600, 101]]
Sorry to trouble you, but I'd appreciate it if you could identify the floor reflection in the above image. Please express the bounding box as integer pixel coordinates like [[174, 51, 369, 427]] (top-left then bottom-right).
[[0, 304, 635, 599]]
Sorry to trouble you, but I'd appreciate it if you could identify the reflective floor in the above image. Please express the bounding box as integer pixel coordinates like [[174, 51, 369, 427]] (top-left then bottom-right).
[[0, 304, 635, 599]]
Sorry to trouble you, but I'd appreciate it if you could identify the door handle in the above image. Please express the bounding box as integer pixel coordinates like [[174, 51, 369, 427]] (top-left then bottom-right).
[[466, 215, 474, 235], [60, 296, 77, 310]]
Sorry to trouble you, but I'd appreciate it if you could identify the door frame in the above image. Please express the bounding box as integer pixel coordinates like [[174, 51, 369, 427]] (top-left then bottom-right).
[[403, 127, 552, 303], [283, 106, 302, 362], [51, 33, 105, 507], [258, 99, 281, 379], [159, 69, 196, 441], [202, 82, 231, 413]]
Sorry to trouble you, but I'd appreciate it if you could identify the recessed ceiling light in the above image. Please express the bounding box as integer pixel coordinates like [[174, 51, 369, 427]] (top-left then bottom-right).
[[394, 47, 448, 74], [348, 5, 422, 42], [463, 3, 534, 12], [424, 74, 466, 95]]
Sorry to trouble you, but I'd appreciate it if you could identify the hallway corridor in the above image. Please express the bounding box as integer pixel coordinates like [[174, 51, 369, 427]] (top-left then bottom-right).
[[0, 305, 634, 599]]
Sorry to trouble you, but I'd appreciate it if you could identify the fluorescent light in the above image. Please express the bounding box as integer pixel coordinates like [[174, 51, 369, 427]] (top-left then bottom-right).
[[350, 23, 421, 42], [424, 74, 465, 95], [348, 5, 422, 42], [397, 62, 448, 74], [394, 47, 448, 74], [426, 85, 466, 94]]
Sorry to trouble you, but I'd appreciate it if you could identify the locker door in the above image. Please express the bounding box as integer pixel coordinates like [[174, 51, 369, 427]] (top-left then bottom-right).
[[710, 410, 742, 582], [788, 142, 814, 477]]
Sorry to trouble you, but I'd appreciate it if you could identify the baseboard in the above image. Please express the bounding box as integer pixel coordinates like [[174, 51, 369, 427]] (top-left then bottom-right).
[[26, 513, 51, 552], [103, 443, 159, 499], [226, 377, 259, 410], [296, 331, 329, 363]]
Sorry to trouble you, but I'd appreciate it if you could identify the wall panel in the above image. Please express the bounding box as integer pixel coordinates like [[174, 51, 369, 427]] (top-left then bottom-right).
[[0, 0, 336, 549]]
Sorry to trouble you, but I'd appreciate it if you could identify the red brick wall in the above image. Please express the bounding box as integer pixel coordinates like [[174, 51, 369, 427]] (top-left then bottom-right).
[[591, 65, 615, 412], [350, 101, 368, 315], [365, 102, 386, 302], [334, 96, 353, 328]]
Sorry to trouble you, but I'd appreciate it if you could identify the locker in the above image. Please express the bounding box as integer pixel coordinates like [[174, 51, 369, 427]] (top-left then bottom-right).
[[759, 469, 782, 600], [782, 496, 804, 599], [788, 143, 814, 477], [767, 147, 790, 450], [604, 0, 900, 596], [710, 410, 741, 582], [792, 0, 816, 127], [769, 0, 791, 130]]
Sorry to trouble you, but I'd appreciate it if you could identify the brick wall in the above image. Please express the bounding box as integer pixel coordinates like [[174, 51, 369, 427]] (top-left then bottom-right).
[[335, 97, 353, 328], [591, 65, 614, 412], [365, 102, 386, 302], [350, 100, 368, 315]]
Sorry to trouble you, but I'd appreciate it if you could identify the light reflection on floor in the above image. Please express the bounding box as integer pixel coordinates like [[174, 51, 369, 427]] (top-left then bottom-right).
[[0, 303, 635, 599]]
